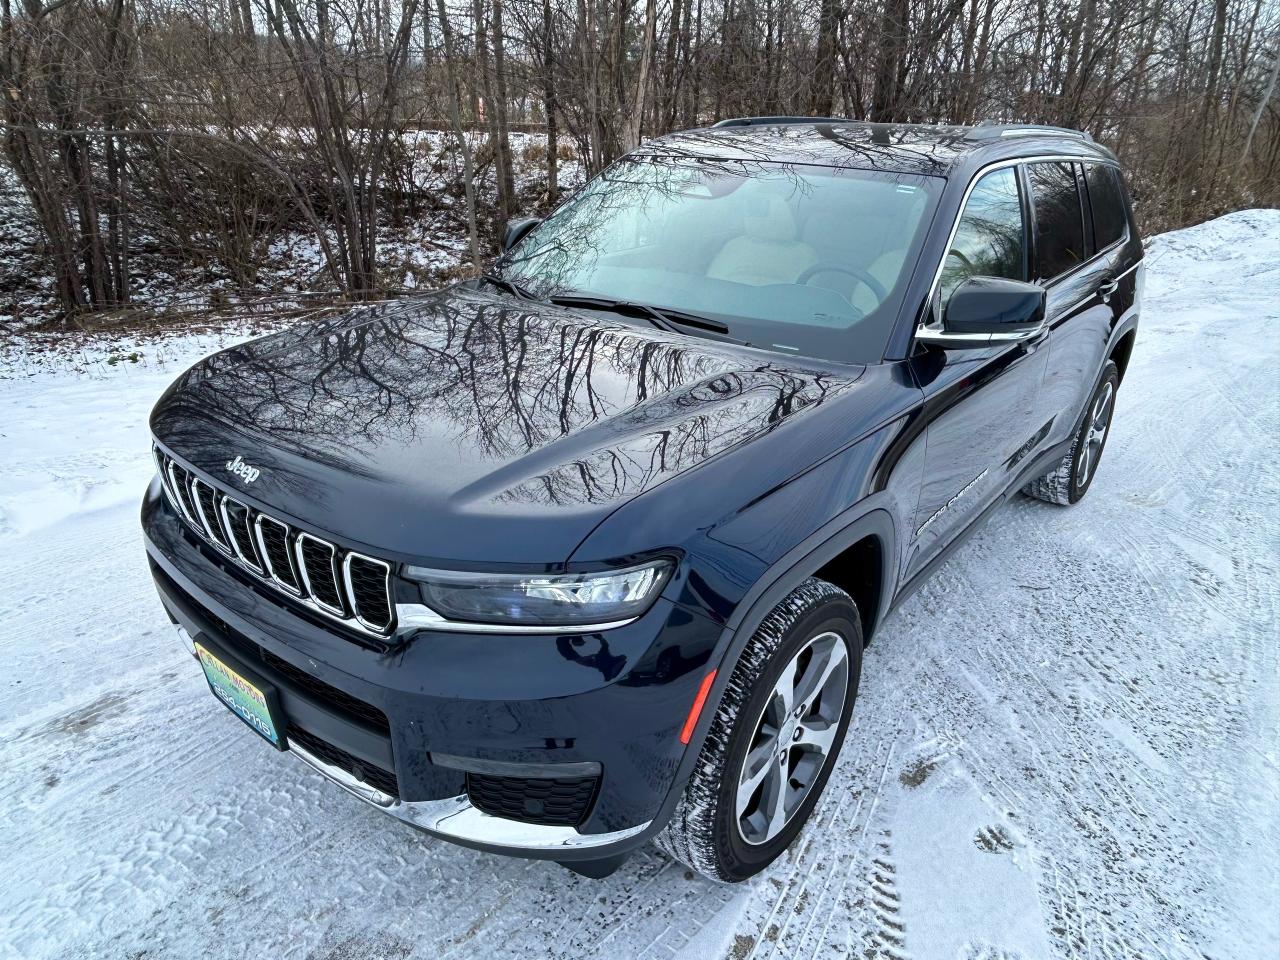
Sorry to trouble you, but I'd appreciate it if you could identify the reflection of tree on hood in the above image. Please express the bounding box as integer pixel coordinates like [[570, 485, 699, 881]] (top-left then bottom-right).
[[160, 289, 843, 506]]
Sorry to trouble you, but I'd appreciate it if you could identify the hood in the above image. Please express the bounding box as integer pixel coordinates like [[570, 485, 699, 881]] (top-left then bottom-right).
[[151, 287, 863, 564]]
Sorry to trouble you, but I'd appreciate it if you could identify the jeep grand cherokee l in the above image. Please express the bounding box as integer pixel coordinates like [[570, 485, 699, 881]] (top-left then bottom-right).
[[142, 119, 1142, 882]]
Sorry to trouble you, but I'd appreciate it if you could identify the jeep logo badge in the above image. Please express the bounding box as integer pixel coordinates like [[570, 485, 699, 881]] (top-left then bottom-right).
[[226, 455, 261, 484]]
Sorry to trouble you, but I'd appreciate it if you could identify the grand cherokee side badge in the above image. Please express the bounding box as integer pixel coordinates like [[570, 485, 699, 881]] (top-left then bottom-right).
[[226, 455, 261, 484]]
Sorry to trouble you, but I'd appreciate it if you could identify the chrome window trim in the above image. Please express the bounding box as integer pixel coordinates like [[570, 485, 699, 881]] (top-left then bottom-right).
[[915, 153, 1127, 345], [295, 532, 346, 618], [288, 738, 651, 850], [343, 553, 394, 633], [254, 514, 304, 597]]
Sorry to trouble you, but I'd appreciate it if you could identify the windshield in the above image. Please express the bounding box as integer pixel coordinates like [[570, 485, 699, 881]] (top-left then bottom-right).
[[497, 157, 941, 363]]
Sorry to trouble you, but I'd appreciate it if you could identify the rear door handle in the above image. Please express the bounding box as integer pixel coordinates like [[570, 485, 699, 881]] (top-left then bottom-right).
[[1099, 277, 1120, 302]]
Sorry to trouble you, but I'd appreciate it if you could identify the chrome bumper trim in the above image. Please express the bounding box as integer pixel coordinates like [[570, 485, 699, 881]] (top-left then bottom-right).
[[393, 602, 637, 636], [288, 738, 651, 851], [174, 625, 197, 657]]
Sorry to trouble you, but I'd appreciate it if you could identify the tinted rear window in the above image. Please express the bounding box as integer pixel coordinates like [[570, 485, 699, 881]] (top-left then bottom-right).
[[1086, 164, 1127, 249], [1028, 162, 1086, 279]]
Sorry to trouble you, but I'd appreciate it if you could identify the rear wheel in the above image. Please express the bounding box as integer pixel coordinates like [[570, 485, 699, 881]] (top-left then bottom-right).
[[1024, 360, 1119, 505], [654, 578, 862, 882]]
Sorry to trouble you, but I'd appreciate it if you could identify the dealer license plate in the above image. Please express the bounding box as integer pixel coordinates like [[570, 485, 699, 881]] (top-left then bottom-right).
[[196, 641, 282, 748]]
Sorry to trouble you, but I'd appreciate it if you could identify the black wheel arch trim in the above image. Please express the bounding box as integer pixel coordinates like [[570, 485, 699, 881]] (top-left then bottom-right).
[[639, 502, 898, 844]]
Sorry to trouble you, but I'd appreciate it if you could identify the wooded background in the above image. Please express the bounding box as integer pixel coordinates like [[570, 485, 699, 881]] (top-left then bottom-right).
[[2, 0, 1277, 323]]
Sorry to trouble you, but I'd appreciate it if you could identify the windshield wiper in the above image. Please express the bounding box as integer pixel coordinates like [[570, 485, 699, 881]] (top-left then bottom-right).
[[549, 293, 732, 338], [480, 272, 535, 301]]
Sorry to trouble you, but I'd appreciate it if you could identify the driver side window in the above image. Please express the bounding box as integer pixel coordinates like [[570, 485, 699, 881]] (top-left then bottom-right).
[[938, 167, 1027, 307]]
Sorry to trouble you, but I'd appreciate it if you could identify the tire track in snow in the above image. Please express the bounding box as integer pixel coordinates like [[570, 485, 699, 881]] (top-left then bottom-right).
[[1, 211, 1277, 959]]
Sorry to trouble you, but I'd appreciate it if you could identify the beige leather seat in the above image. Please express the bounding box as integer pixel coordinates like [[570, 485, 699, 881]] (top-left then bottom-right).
[[706, 195, 818, 286]]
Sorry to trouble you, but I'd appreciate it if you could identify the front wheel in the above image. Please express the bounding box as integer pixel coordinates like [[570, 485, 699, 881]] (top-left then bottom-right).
[[1024, 360, 1119, 505], [654, 578, 862, 882]]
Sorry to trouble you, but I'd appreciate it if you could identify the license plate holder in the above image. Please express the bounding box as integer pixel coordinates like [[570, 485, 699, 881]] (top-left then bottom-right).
[[195, 638, 287, 750]]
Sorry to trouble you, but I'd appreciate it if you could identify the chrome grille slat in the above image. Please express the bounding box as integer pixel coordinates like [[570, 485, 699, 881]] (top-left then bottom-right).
[[190, 478, 233, 554], [255, 514, 302, 595], [344, 554, 394, 632], [219, 497, 264, 573], [167, 461, 199, 523], [153, 450, 394, 638], [296, 533, 345, 616]]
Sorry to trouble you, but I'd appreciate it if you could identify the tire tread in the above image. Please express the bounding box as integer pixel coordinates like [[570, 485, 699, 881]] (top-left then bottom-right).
[[654, 578, 854, 881]]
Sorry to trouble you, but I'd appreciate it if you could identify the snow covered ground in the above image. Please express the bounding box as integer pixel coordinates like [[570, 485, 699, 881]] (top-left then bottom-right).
[[0, 211, 1277, 960]]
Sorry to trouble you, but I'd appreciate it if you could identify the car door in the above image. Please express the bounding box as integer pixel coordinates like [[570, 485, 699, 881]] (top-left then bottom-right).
[[1028, 161, 1122, 447], [904, 164, 1049, 581]]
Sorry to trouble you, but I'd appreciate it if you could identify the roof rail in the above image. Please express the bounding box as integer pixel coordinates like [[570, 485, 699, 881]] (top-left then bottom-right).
[[712, 116, 852, 128], [967, 122, 1092, 142]]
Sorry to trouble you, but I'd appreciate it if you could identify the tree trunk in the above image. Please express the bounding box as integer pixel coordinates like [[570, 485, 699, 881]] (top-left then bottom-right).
[[624, 0, 656, 149], [434, 0, 481, 268], [541, 0, 558, 202], [490, 0, 516, 222], [809, 0, 838, 115]]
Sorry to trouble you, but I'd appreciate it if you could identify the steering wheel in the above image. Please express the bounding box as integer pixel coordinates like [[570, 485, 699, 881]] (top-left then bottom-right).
[[944, 249, 975, 273], [796, 262, 888, 304]]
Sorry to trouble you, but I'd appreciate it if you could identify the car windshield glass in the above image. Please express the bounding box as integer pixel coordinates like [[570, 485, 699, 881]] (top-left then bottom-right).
[[497, 157, 942, 364]]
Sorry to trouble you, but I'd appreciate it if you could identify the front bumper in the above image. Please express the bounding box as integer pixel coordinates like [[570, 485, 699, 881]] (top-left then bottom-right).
[[142, 478, 722, 863], [288, 734, 651, 851]]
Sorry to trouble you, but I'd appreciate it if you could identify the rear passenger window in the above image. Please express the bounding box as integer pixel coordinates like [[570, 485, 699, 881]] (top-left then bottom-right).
[[1028, 162, 1086, 279], [1085, 164, 1127, 249], [938, 167, 1026, 305]]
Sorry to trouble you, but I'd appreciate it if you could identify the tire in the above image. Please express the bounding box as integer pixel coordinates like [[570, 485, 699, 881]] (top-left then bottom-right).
[[1023, 360, 1120, 506], [654, 578, 863, 882]]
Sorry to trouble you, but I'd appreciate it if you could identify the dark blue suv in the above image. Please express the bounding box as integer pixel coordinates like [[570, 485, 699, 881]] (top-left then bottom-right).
[[143, 119, 1141, 882]]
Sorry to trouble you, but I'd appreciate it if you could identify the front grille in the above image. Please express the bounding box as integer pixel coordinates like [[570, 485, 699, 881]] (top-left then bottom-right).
[[261, 649, 390, 735], [466, 772, 599, 827], [192, 480, 232, 552], [257, 516, 300, 593], [346, 555, 392, 632], [298, 534, 343, 613], [287, 724, 399, 798], [220, 499, 263, 572], [155, 447, 396, 636]]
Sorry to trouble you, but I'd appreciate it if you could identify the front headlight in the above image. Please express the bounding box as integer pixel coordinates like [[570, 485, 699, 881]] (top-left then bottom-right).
[[404, 559, 674, 627]]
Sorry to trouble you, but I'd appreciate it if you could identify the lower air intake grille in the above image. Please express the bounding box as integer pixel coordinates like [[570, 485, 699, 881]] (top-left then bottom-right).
[[287, 724, 399, 799], [466, 773, 599, 827], [154, 447, 395, 638]]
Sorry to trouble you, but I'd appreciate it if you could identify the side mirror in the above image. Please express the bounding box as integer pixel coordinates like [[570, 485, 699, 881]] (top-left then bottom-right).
[[502, 217, 541, 253], [917, 277, 1047, 349]]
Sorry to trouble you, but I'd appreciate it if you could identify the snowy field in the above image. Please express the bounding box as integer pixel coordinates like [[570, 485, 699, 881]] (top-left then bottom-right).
[[0, 211, 1277, 960]]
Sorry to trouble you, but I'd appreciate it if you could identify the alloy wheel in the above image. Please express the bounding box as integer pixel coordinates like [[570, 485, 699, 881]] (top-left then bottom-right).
[[735, 630, 849, 846], [1076, 380, 1115, 487]]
